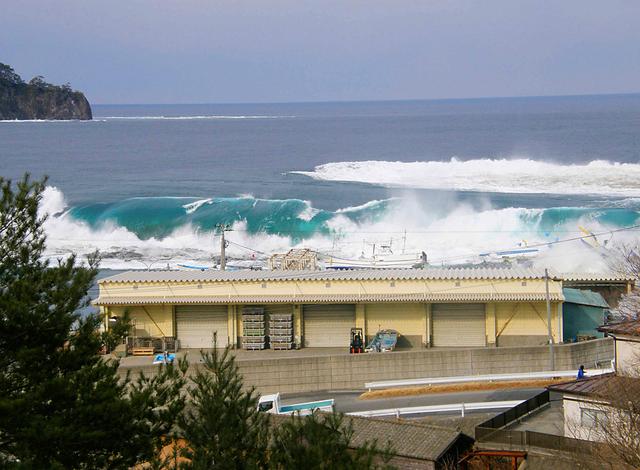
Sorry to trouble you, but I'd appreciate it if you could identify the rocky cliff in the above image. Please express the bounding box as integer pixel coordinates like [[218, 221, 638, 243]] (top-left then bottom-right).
[[0, 63, 92, 120]]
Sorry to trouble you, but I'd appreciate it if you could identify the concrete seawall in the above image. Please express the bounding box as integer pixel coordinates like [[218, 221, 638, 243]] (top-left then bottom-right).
[[118, 338, 613, 394]]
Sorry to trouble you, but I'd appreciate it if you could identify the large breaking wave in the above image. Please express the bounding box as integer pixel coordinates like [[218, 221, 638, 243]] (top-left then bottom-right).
[[40, 186, 640, 272], [293, 159, 640, 197]]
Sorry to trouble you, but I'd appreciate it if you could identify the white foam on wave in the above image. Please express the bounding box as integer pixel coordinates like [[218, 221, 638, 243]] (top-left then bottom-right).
[[292, 158, 640, 197], [335, 198, 395, 213], [100, 115, 294, 120], [38, 186, 633, 272], [297, 201, 320, 221], [183, 198, 213, 214], [39, 186, 68, 218], [0, 119, 107, 123]]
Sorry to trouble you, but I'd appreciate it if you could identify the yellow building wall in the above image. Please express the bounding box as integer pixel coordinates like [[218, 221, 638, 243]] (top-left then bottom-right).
[[228, 305, 237, 348], [486, 303, 497, 346], [109, 305, 174, 337], [98, 275, 564, 349], [365, 303, 426, 347], [293, 304, 302, 347], [355, 304, 366, 335], [495, 301, 561, 346]]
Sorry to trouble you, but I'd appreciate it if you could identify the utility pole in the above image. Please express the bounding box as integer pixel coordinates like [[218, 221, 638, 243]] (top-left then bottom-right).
[[545, 268, 555, 370], [216, 224, 232, 271]]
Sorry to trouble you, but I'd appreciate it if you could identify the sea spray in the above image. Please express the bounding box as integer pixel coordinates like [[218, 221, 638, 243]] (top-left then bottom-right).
[[38, 187, 640, 272]]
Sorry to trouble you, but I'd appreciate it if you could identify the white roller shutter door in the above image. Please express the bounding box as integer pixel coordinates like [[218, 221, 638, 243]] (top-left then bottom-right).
[[176, 305, 229, 349], [303, 304, 355, 347], [432, 304, 486, 347]]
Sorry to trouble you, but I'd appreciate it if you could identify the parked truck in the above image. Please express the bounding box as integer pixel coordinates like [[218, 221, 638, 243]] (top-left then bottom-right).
[[257, 393, 335, 415]]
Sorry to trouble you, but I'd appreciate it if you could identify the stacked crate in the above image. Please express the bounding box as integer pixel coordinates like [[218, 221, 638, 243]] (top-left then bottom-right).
[[269, 313, 293, 350], [242, 307, 266, 350]]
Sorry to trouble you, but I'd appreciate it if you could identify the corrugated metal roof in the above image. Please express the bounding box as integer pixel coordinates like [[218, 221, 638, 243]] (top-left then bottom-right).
[[563, 288, 609, 308], [598, 319, 640, 337], [93, 292, 563, 306], [269, 414, 465, 462], [560, 272, 635, 282], [346, 415, 464, 462], [549, 373, 640, 399], [99, 267, 554, 284]]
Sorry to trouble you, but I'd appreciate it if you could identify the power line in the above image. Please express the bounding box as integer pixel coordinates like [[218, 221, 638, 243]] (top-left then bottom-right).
[[40, 222, 640, 270]]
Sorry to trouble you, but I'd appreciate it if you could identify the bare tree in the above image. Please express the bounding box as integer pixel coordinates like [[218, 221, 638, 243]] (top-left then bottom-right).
[[565, 375, 640, 468], [606, 243, 640, 321], [597, 379, 640, 468], [610, 289, 640, 321]]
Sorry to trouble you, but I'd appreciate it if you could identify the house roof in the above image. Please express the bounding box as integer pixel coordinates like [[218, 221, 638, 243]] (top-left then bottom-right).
[[99, 267, 555, 284], [548, 373, 640, 399], [562, 288, 609, 308], [269, 413, 466, 462], [598, 319, 640, 337]]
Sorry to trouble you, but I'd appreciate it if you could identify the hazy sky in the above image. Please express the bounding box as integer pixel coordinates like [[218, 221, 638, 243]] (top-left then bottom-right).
[[2, 1, 639, 104]]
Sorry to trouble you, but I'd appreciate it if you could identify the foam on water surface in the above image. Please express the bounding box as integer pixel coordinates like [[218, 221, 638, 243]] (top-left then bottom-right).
[[293, 159, 640, 197]]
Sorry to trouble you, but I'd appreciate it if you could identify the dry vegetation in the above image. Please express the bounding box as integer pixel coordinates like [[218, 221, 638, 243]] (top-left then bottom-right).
[[359, 378, 570, 400]]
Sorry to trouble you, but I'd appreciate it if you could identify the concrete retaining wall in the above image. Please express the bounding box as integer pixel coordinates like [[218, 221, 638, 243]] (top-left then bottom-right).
[[119, 338, 613, 395], [236, 338, 613, 394]]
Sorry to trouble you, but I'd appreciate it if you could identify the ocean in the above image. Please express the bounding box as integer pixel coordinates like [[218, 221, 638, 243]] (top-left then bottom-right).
[[1, 94, 640, 271]]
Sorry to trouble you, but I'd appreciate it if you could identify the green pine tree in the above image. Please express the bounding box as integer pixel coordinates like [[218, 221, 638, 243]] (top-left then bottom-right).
[[178, 337, 393, 470], [269, 411, 393, 470], [178, 336, 270, 470], [0, 175, 187, 468]]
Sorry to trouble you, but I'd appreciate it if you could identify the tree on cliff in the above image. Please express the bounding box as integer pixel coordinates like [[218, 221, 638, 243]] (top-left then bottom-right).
[[0, 175, 186, 468], [0, 62, 92, 120], [0, 63, 24, 85], [28, 75, 50, 88]]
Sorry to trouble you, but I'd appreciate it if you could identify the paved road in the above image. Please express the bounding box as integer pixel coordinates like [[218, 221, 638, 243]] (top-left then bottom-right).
[[281, 387, 544, 415]]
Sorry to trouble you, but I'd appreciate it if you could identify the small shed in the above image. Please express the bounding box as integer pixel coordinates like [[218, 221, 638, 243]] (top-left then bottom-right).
[[563, 288, 609, 342]]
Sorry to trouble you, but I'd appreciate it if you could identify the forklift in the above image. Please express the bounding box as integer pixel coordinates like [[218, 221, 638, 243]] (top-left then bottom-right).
[[349, 327, 364, 354]]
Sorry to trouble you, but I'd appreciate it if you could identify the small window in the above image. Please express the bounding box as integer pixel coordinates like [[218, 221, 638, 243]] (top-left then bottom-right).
[[581, 408, 608, 427], [325, 282, 331, 288], [389, 281, 396, 287], [258, 401, 274, 412], [455, 281, 461, 287], [261, 282, 267, 289], [521, 281, 527, 286]]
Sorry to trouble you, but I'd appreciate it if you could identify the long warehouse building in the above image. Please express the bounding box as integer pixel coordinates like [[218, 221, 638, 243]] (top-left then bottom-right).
[[92, 268, 610, 350]]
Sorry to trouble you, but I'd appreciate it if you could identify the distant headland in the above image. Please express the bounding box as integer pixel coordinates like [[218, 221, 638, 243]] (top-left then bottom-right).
[[0, 63, 92, 120]]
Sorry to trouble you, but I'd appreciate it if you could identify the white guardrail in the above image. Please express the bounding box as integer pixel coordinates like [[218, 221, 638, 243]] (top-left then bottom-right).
[[348, 400, 524, 418], [364, 361, 615, 392]]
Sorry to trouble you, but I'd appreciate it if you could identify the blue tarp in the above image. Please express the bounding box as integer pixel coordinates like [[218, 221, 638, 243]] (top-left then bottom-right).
[[563, 288, 609, 308], [563, 288, 609, 342]]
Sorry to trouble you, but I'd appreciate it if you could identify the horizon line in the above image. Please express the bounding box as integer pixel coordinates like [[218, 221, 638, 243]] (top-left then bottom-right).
[[91, 91, 640, 107]]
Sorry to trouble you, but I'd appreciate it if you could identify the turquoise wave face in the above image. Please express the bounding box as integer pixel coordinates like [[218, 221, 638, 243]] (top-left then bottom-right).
[[67, 196, 640, 242], [68, 196, 392, 240], [522, 207, 640, 235]]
